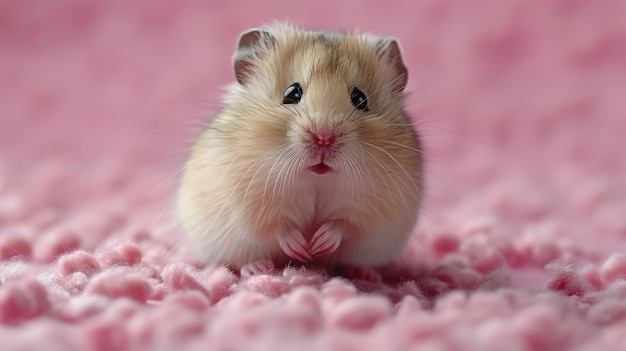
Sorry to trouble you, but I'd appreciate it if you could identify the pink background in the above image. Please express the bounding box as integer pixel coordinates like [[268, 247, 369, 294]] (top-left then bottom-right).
[[2, 0, 626, 350]]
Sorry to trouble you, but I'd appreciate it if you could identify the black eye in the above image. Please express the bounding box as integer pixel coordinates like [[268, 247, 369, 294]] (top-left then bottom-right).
[[350, 88, 368, 111], [283, 83, 302, 104]]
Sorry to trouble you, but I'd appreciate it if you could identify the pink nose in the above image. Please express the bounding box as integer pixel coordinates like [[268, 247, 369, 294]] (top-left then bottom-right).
[[311, 131, 336, 146]]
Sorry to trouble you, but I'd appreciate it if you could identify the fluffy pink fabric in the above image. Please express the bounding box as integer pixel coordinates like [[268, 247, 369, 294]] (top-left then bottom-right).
[[2, 0, 626, 350]]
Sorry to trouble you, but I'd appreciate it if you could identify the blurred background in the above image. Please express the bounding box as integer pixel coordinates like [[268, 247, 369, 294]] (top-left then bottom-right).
[[1, 0, 625, 232], [3, 2, 626, 347]]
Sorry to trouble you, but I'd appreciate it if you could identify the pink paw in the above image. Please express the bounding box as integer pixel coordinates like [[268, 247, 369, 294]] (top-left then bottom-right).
[[278, 225, 311, 262], [343, 266, 382, 284], [310, 221, 342, 256], [240, 259, 275, 277]]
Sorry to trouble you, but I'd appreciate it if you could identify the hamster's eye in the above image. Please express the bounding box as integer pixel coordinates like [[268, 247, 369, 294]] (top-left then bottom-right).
[[283, 83, 302, 104], [350, 88, 369, 111]]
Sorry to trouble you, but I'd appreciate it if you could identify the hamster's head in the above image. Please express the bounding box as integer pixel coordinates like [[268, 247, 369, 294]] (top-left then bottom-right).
[[218, 23, 420, 183]]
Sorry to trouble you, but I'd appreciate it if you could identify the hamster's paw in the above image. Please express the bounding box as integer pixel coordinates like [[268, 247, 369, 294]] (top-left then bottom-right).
[[310, 221, 342, 256], [342, 265, 382, 284], [240, 259, 275, 277], [278, 225, 311, 262]]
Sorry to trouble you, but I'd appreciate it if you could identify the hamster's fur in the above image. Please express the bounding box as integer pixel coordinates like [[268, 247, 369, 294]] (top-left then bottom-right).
[[177, 23, 423, 272]]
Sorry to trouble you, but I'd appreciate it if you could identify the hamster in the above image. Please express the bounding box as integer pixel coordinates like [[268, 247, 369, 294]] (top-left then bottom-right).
[[176, 23, 424, 277]]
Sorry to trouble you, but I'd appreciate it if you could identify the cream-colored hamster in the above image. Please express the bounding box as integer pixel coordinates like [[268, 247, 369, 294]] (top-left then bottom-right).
[[177, 23, 423, 276]]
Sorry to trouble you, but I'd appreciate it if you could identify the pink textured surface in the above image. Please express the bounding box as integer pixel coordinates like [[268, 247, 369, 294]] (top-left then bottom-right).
[[2, 0, 626, 350]]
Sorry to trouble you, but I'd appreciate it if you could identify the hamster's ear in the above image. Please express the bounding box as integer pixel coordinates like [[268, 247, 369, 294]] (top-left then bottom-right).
[[376, 38, 408, 93], [233, 29, 276, 85]]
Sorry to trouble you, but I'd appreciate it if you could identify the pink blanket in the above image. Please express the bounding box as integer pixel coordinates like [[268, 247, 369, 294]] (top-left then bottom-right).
[[2, 1, 626, 350]]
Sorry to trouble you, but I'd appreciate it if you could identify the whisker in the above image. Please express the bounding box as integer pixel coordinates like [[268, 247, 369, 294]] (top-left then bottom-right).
[[243, 149, 281, 205], [362, 141, 421, 193], [146, 147, 219, 196], [348, 154, 360, 204], [360, 148, 413, 210], [263, 146, 294, 205], [413, 123, 493, 148], [284, 150, 303, 201], [143, 120, 206, 137], [421, 207, 435, 240], [274, 147, 299, 204], [195, 150, 275, 242], [382, 140, 485, 201], [346, 151, 366, 204]]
